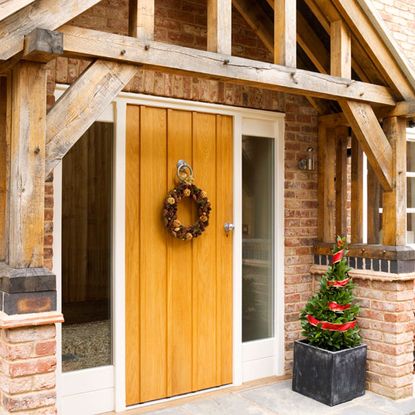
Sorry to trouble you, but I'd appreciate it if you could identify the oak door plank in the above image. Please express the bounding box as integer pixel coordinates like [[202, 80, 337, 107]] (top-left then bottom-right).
[[125, 105, 140, 406], [166, 109, 193, 396], [192, 112, 217, 390], [139, 106, 168, 402]]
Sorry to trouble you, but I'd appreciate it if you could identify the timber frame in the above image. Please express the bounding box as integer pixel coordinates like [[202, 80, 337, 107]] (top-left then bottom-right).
[[0, 0, 415, 294]]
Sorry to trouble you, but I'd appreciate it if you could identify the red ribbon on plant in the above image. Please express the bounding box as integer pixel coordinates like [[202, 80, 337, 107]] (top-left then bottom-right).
[[306, 314, 357, 332], [328, 301, 351, 312], [332, 249, 344, 264], [327, 277, 350, 287]]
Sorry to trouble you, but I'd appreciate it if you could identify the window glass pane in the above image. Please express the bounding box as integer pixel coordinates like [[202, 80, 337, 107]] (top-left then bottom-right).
[[408, 178, 415, 209], [61, 122, 113, 372], [408, 214, 415, 244], [407, 141, 415, 171], [242, 135, 275, 342]]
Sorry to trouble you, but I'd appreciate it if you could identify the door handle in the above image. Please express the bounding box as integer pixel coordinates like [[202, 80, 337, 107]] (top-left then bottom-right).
[[224, 223, 235, 236]]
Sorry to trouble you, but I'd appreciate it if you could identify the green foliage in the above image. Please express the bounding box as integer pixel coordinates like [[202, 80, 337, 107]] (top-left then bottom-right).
[[300, 236, 362, 351]]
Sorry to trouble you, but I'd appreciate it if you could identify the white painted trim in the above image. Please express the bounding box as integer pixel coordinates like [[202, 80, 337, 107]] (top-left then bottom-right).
[[232, 113, 244, 387], [53, 84, 285, 413], [363, 154, 368, 244], [53, 93, 116, 415], [113, 101, 127, 412], [61, 366, 114, 396], [53, 162, 63, 415], [240, 118, 285, 381]]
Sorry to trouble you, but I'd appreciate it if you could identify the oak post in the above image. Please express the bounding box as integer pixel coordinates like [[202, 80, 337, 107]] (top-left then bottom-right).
[[207, 0, 232, 55], [335, 126, 348, 237], [351, 134, 363, 243], [8, 62, 46, 268], [382, 117, 407, 245], [274, 0, 296, 67], [330, 20, 351, 79], [128, 0, 155, 41], [318, 124, 336, 242], [0, 78, 7, 261], [367, 164, 381, 244]]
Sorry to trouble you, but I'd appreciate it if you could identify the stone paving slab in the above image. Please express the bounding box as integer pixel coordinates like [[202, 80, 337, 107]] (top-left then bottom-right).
[[143, 381, 415, 415]]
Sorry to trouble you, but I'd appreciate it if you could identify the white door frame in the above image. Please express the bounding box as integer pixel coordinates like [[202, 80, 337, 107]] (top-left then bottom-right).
[[53, 85, 285, 414]]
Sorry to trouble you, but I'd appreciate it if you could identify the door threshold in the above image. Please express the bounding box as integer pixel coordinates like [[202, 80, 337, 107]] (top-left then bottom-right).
[[106, 375, 290, 415]]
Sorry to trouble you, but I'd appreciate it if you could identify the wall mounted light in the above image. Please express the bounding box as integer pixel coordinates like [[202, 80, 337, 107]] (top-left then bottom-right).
[[298, 146, 315, 171]]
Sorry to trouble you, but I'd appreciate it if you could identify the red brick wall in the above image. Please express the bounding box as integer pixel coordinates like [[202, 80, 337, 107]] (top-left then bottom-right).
[[372, 0, 415, 70]]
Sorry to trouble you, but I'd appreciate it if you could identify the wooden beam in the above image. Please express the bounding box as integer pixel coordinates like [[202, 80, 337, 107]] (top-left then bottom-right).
[[318, 124, 336, 242], [128, 0, 154, 42], [0, 78, 7, 260], [233, 0, 273, 51], [332, 0, 415, 100], [340, 101, 393, 191], [330, 20, 351, 79], [59, 25, 396, 106], [351, 134, 363, 243], [0, 0, 102, 61], [380, 100, 415, 119], [234, 0, 328, 114], [335, 126, 348, 237], [297, 11, 329, 74], [303, 0, 370, 83], [8, 62, 46, 268], [23, 28, 63, 63], [46, 60, 137, 175], [0, 0, 35, 22], [318, 112, 349, 128], [382, 117, 407, 245], [274, 0, 296, 67], [207, 0, 232, 55], [367, 164, 380, 244]]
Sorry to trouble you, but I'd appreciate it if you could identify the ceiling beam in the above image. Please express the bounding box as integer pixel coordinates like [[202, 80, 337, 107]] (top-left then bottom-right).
[[58, 25, 396, 106], [0, 0, 102, 61]]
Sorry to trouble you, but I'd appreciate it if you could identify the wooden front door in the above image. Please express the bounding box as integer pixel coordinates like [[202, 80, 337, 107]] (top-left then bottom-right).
[[125, 105, 233, 405]]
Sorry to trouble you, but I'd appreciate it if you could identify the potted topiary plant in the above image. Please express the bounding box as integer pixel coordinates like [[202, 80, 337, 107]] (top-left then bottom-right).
[[292, 236, 367, 406]]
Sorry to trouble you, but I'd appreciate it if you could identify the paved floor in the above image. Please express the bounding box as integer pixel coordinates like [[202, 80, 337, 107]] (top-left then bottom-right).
[[140, 381, 415, 415]]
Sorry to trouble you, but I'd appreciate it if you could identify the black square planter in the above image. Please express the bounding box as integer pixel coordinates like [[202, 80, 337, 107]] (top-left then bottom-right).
[[292, 340, 367, 406]]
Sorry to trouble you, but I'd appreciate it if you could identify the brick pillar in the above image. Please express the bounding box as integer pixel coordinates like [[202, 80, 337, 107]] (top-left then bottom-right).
[[311, 261, 415, 400], [0, 324, 58, 414], [355, 277, 414, 399]]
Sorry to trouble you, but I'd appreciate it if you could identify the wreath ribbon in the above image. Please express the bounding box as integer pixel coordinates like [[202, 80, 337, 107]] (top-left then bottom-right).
[[306, 314, 357, 332]]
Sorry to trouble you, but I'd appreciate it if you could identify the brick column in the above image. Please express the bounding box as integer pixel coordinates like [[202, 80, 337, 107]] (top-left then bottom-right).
[[354, 276, 414, 399], [0, 324, 58, 414], [311, 264, 415, 400], [0, 263, 62, 414]]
